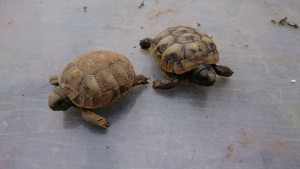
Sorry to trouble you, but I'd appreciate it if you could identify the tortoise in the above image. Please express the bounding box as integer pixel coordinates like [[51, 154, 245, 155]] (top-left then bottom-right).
[[48, 50, 149, 128], [140, 25, 233, 89]]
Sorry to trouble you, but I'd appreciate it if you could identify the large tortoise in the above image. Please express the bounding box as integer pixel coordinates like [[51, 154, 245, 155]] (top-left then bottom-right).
[[48, 51, 149, 128], [140, 25, 233, 89]]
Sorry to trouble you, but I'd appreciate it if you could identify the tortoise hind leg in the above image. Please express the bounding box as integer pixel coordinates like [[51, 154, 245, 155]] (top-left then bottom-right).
[[211, 64, 233, 77], [81, 109, 110, 128], [49, 75, 59, 86]]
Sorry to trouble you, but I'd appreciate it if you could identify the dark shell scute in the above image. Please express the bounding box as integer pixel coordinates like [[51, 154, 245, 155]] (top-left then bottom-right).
[[190, 49, 197, 53], [165, 52, 181, 62], [157, 43, 169, 54], [180, 30, 188, 34], [186, 36, 194, 41]]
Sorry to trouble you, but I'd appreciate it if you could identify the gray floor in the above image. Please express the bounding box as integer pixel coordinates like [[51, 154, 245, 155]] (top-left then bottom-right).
[[1, 0, 300, 169]]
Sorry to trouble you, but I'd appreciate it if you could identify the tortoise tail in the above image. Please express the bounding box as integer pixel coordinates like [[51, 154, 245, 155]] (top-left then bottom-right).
[[139, 38, 153, 50]]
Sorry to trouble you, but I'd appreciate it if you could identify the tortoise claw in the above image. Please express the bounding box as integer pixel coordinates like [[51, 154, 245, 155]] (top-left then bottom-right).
[[152, 80, 162, 89]]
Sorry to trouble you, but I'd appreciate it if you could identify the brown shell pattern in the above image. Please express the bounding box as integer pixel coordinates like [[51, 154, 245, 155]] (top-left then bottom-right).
[[59, 51, 135, 109], [151, 26, 220, 74]]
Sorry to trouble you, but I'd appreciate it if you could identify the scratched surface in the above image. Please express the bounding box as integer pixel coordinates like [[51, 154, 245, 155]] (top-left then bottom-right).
[[1, 0, 300, 169]]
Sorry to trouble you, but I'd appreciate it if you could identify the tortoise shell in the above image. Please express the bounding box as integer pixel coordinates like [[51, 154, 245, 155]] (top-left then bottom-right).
[[58, 51, 135, 109], [150, 26, 219, 74]]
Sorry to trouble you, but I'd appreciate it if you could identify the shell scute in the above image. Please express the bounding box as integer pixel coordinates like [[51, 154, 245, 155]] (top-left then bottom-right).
[[184, 40, 210, 61], [155, 35, 176, 54]]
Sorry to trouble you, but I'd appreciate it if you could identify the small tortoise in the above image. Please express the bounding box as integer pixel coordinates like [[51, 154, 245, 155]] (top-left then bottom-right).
[[48, 51, 149, 128], [140, 25, 233, 89]]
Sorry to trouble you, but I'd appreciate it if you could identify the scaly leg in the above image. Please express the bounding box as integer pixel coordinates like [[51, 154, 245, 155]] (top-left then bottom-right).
[[49, 75, 59, 86], [211, 64, 233, 77], [153, 76, 180, 89], [82, 109, 110, 128]]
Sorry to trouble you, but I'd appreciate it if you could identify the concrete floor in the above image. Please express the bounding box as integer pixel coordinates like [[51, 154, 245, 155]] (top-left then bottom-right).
[[0, 0, 300, 169]]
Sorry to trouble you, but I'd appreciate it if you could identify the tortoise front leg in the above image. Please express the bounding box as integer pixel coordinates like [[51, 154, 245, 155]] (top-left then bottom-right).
[[153, 77, 180, 89], [211, 64, 233, 77], [81, 109, 110, 128], [49, 75, 59, 86]]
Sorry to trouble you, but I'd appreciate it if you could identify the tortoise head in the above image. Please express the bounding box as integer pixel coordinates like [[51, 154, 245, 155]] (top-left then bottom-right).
[[48, 87, 71, 111], [190, 64, 216, 86]]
